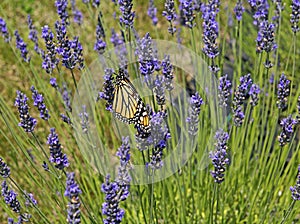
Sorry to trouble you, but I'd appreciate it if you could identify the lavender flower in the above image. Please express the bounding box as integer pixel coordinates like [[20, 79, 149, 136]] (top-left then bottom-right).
[[55, 0, 69, 25], [1, 181, 21, 213], [193, 0, 202, 12], [61, 113, 72, 125], [94, 15, 106, 55], [186, 92, 204, 135], [42, 25, 59, 73], [64, 172, 82, 224], [30, 86, 50, 120], [209, 129, 230, 184], [162, 0, 177, 35], [0, 17, 10, 42], [27, 15, 43, 55], [202, 3, 219, 59], [118, 0, 135, 28], [291, 0, 300, 33], [42, 161, 49, 171], [256, 21, 277, 56], [278, 115, 297, 146], [71, 36, 84, 69], [290, 165, 300, 200], [14, 91, 37, 133], [115, 136, 131, 200], [101, 175, 125, 224], [218, 74, 231, 107], [47, 128, 69, 170], [93, 0, 100, 7], [62, 83, 72, 112], [179, 0, 195, 29], [248, 0, 269, 26], [110, 29, 128, 68], [71, 0, 83, 25], [277, 73, 290, 111], [98, 68, 115, 111], [249, 83, 260, 106], [24, 193, 37, 207], [154, 75, 166, 107], [0, 158, 10, 178], [50, 77, 58, 89], [79, 105, 89, 133], [161, 54, 174, 91], [148, 0, 158, 26], [234, 0, 245, 21], [14, 30, 30, 63]]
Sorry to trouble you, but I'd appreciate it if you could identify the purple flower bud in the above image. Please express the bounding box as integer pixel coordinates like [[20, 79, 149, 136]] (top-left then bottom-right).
[[1, 181, 21, 213], [31, 86, 50, 120], [278, 115, 297, 146], [249, 83, 260, 106], [42, 25, 59, 73], [218, 74, 231, 107], [99, 68, 115, 111], [256, 21, 277, 56], [71, 0, 83, 25], [0, 17, 10, 42], [179, 0, 195, 29], [14, 30, 31, 63], [234, 0, 245, 21], [55, 0, 69, 25], [148, 0, 158, 26], [0, 158, 10, 178], [79, 105, 89, 133], [276, 73, 290, 111], [162, 0, 177, 35], [27, 15, 43, 56], [161, 54, 174, 91], [118, 0, 135, 28], [186, 92, 204, 135], [94, 14, 106, 55], [291, 0, 300, 33]]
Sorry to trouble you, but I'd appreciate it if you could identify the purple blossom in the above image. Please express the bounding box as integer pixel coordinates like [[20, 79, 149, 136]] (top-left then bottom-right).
[[179, 0, 195, 29], [278, 115, 297, 146], [64, 172, 82, 224], [94, 14, 106, 55], [42, 161, 49, 171], [0, 158, 10, 178], [291, 0, 300, 33], [148, 0, 158, 26], [249, 83, 260, 106], [277, 73, 290, 111], [14, 91, 37, 133], [30, 86, 50, 121], [256, 21, 277, 55], [161, 54, 174, 91], [290, 165, 300, 200], [118, 0, 135, 28], [71, 36, 84, 69], [218, 74, 231, 107], [186, 92, 204, 135], [248, 0, 269, 26], [154, 75, 166, 107], [234, 0, 245, 21], [27, 15, 43, 55], [24, 192, 37, 207], [1, 181, 21, 213], [162, 0, 177, 35], [46, 128, 69, 170], [98, 68, 115, 111], [209, 129, 230, 184], [61, 113, 72, 125], [71, 0, 83, 25], [93, 0, 100, 7], [0, 17, 10, 42], [50, 77, 58, 89], [41, 25, 59, 73], [14, 30, 31, 63], [55, 0, 69, 25]]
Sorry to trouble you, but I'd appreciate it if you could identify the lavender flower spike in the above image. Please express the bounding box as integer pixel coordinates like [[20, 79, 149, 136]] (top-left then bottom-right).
[[94, 14, 106, 55], [15, 91, 37, 133], [161, 54, 174, 91], [278, 115, 297, 147], [291, 0, 300, 33], [180, 0, 195, 29], [1, 181, 21, 213], [209, 129, 230, 184], [0, 158, 10, 178], [277, 73, 290, 111], [0, 17, 10, 42], [42, 25, 59, 73], [148, 0, 158, 26], [290, 165, 300, 200], [55, 0, 69, 25], [47, 128, 69, 170], [118, 0, 135, 28], [234, 0, 245, 21], [31, 86, 50, 120], [162, 0, 177, 35], [27, 15, 43, 56], [218, 74, 231, 107], [64, 172, 82, 224], [14, 30, 31, 63], [186, 92, 204, 135]]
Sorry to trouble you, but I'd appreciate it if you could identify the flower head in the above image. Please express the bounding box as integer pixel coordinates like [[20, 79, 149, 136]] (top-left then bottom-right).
[[277, 73, 290, 111], [290, 165, 300, 200], [218, 74, 231, 107], [278, 115, 297, 147], [14, 91, 37, 133], [30, 86, 50, 120], [71, 0, 83, 25], [24, 192, 37, 207], [64, 172, 82, 224], [0, 158, 10, 178], [118, 0, 135, 28], [186, 92, 204, 135], [71, 36, 84, 69], [1, 181, 21, 213], [256, 21, 277, 55], [248, 0, 269, 26], [180, 0, 195, 29], [148, 0, 158, 26], [0, 17, 10, 42], [98, 68, 115, 111], [46, 128, 69, 170], [291, 0, 300, 33], [161, 54, 174, 91], [55, 0, 69, 25], [209, 129, 230, 184], [154, 75, 166, 107], [94, 15, 106, 55], [249, 83, 260, 106], [162, 0, 177, 35], [27, 15, 43, 55], [234, 0, 245, 21], [14, 30, 31, 63], [42, 25, 59, 73], [62, 83, 72, 112]]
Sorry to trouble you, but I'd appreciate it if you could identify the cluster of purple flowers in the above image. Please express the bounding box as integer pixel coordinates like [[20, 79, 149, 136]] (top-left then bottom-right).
[[62, 82, 72, 112], [234, 0, 245, 21], [218, 74, 232, 107], [0, 158, 10, 178], [27, 15, 43, 56], [179, 0, 195, 29], [46, 128, 69, 170], [98, 68, 115, 111], [14, 30, 31, 63], [161, 54, 174, 91], [14, 91, 37, 133], [276, 73, 290, 111], [64, 172, 82, 224], [0, 17, 10, 42], [30, 86, 50, 121], [210, 129, 230, 184], [256, 21, 277, 54], [186, 92, 204, 135], [162, 0, 177, 35], [291, 0, 300, 33], [55, 0, 69, 25], [1, 181, 21, 213], [71, 0, 83, 25], [290, 165, 300, 200], [248, 0, 269, 26], [147, 0, 158, 26], [278, 115, 297, 147], [118, 0, 135, 28], [101, 137, 131, 223], [94, 14, 106, 55]]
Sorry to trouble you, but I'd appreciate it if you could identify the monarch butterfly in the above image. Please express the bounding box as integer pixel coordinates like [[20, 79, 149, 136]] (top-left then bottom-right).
[[112, 69, 151, 138]]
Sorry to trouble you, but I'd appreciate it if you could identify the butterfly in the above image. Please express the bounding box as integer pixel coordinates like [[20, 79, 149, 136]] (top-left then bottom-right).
[[112, 69, 151, 138]]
